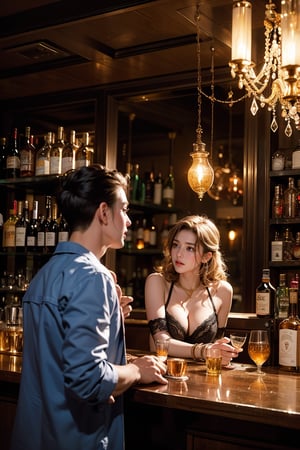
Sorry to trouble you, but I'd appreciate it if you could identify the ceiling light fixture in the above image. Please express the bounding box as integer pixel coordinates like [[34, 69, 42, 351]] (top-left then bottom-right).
[[187, 4, 214, 201], [229, 0, 300, 137]]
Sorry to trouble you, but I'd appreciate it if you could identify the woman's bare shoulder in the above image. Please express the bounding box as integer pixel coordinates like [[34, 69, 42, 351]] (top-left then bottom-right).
[[146, 272, 165, 285]]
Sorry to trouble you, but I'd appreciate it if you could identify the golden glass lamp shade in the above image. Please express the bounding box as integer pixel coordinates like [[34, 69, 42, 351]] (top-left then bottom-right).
[[187, 142, 214, 201]]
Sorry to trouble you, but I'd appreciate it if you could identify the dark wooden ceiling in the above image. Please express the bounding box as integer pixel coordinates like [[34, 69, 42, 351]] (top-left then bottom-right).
[[0, 0, 268, 137]]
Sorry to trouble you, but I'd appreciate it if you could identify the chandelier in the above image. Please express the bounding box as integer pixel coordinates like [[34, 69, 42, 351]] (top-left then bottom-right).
[[187, 5, 214, 201], [229, 0, 300, 137]]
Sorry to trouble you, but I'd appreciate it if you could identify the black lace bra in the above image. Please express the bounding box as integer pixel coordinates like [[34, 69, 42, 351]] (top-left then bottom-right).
[[148, 282, 225, 344]]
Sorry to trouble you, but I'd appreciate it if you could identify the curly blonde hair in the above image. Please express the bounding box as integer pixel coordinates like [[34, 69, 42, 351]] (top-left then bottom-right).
[[159, 215, 228, 286]]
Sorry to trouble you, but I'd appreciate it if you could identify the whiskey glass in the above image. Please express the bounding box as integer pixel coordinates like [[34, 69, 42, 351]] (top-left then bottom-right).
[[248, 330, 270, 376]]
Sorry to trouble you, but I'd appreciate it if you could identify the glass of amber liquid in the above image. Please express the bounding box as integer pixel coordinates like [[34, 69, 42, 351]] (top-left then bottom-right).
[[248, 330, 270, 376]]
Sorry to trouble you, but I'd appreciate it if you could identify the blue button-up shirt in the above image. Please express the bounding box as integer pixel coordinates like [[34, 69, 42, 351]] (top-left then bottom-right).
[[11, 241, 126, 450]]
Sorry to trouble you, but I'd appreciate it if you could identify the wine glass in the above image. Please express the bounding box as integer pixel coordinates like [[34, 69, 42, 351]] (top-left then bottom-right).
[[226, 333, 247, 368], [248, 330, 270, 376], [230, 332, 247, 350]]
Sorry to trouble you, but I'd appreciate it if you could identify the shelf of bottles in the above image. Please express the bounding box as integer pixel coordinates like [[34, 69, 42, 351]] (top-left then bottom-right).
[[270, 165, 300, 268]]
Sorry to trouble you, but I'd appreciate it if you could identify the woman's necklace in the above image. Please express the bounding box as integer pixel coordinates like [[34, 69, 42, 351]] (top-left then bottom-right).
[[177, 281, 200, 309]]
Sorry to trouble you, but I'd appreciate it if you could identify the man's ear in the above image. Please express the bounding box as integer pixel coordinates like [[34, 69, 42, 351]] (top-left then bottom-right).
[[98, 202, 109, 225]]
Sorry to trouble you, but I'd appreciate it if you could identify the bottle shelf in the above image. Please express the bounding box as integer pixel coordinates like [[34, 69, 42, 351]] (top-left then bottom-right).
[[0, 174, 62, 194], [270, 218, 300, 225], [269, 260, 300, 267], [270, 169, 300, 177]]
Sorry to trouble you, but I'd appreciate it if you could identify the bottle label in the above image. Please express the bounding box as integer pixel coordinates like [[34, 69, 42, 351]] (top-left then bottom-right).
[[58, 231, 69, 242], [3, 224, 15, 247], [271, 241, 283, 261], [27, 236, 36, 247], [36, 160, 50, 176], [50, 156, 61, 174], [45, 232, 56, 247], [6, 156, 20, 169], [163, 187, 174, 200], [37, 232, 45, 247], [153, 184, 162, 204], [279, 329, 300, 367], [62, 157, 73, 174], [15, 228, 26, 247], [256, 292, 270, 315]]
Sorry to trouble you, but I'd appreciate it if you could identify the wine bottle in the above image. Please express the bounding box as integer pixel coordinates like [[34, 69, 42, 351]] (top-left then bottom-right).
[[62, 129, 76, 174], [35, 132, 52, 176], [153, 172, 163, 205], [255, 268, 276, 318], [275, 273, 289, 319], [50, 126, 64, 175], [283, 177, 297, 218], [272, 184, 283, 219], [279, 278, 300, 371], [15, 200, 30, 251], [57, 213, 69, 242], [26, 200, 39, 251], [20, 126, 35, 177], [162, 165, 175, 208], [75, 132, 93, 168], [0, 137, 7, 179], [2, 201, 17, 251], [5, 127, 20, 179], [45, 197, 58, 252]]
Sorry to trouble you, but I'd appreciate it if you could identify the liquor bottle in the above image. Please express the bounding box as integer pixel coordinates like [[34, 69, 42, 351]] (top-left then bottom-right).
[[37, 215, 46, 251], [20, 126, 35, 177], [143, 218, 150, 248], [275, 273, 289, 319], [26, 200, 39, 251], [149, 216, 157, 247], [62, 129, 76, 174], [35, 132, 52, 176], [162, 165, 175, 208], [130, 164, 141, 202], [50, 126, 64, 175], [75, 132, 93, 168], [293, 231, 300, 259], [15, 200, 29, 251], [279, 278, 300, 371], [5, 127, 20, 179], [145, 170, 154, 204], [135, 218, 144, 249], [272, 184, 283, 219], [57, 214, 69, 242], [45, 197, 58, 252], [0, 137, 7, 179], [282, 227, 294, 261], [255, 268, 276, 318], [283, 177, 297, 218], [2, 202, 17, 251], [153, 171, 163, 205], [271, 231, 283, 261], [292, 139, 300, 169], [0, 212, 3, 251]]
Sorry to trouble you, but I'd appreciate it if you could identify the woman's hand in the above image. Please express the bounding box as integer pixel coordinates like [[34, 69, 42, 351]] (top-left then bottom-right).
[[210, 337, 241, 366], [110, 270, 133, 319]]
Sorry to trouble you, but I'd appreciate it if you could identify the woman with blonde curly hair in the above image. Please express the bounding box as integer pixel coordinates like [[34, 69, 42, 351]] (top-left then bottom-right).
[[145, 215, 239, 366]]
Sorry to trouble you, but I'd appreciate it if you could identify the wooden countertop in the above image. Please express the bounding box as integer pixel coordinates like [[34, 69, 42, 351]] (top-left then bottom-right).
[[128, 359, 300, 431], [2, 347, 300, 433]]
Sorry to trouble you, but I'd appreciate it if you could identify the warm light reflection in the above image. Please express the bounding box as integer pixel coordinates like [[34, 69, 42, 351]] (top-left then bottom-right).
[[228, 229, 237, 242]]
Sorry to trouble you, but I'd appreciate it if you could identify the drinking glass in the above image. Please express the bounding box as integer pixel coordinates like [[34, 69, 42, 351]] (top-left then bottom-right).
[[155, 338, 169, 362], [248, 330, 270, 375], [230, 333, 247, 350]]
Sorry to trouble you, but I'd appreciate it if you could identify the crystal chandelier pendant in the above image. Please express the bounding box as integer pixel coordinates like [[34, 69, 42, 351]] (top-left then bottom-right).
[[271, 116, 278, 133], [285, 120, 293, 138], [250, 98, 258, 116]]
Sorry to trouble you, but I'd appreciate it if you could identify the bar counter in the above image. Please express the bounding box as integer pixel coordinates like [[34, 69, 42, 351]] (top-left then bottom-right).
[[1, 354, 300, 449], [125, 356, 300, 450]]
